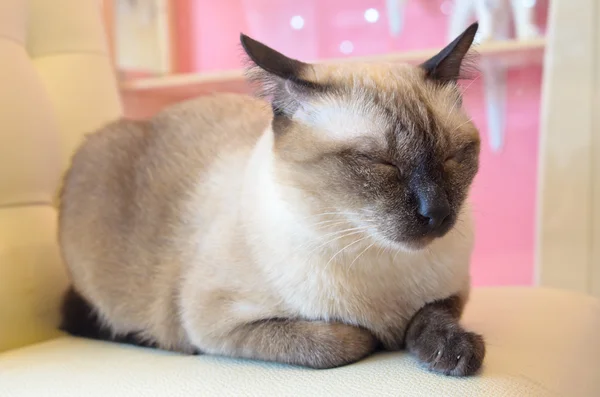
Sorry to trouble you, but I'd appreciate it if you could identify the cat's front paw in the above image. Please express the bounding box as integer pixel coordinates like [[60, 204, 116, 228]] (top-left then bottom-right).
[[408, 324, 485, 376]]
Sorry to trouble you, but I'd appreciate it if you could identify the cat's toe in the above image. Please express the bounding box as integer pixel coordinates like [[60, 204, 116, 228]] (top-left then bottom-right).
[[440, 331, 485, 376]]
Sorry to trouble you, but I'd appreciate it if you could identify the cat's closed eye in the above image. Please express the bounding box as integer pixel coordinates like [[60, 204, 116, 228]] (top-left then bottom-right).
[[445, 141, 478, 165], [357, 153, 397, 169]]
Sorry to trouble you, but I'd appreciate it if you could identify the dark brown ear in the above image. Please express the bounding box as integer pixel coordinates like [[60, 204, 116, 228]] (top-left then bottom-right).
[[240, 34, 324, 117], [420, 22, 479, 84], [240, 34, 318, 88]]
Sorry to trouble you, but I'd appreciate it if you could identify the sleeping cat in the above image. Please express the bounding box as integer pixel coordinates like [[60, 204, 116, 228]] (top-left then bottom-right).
[[58, 22, 485, 376]]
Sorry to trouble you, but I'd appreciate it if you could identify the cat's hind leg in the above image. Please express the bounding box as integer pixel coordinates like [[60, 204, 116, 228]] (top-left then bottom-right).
[[59, 286, 156, 348]]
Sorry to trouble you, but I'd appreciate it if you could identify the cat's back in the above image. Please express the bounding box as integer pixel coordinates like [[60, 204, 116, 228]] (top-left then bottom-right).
[[58, 93, 271, 328], [60, 92, 270, 231], [60, 92, 270, 217]]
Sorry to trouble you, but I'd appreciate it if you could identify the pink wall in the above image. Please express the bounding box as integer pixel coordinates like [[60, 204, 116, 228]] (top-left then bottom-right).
[[170, 0, 548, 287], [466, 67, 542, 286]]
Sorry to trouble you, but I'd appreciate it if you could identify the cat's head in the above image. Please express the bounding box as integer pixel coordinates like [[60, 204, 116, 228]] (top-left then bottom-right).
[[241, 23, 480, 251]]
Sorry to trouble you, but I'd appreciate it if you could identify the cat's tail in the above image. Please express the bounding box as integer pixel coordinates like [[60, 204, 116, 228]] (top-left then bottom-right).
[[59, 286, 155, 348]]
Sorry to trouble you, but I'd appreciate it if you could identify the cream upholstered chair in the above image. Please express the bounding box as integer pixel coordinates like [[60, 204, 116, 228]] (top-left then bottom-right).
[[1, 1, 600, 396], [0, 0, 121, 352]]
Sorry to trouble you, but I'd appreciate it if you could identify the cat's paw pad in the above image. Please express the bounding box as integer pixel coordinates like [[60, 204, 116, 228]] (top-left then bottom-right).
[[411, 327, 485, 376]]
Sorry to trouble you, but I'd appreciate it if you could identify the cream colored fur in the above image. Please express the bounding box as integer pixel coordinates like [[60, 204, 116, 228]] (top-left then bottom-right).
[[59, 91, 474, 357]]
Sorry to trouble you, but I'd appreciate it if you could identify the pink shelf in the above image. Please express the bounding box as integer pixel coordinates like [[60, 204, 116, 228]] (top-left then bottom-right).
[[120, 38, 546, 97]]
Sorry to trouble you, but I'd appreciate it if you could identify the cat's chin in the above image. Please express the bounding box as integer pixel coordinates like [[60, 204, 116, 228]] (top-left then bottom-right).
[[370, 231, 436, 253], [396, 239, 433, 253], [388, 218, 458, 253]]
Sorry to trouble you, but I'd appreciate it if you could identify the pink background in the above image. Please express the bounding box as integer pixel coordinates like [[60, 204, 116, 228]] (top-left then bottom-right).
[[169, 0, 548, 287]]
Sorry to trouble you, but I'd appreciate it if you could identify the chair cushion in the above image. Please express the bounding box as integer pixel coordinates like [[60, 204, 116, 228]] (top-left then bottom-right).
[[0, 207, 68, 352], [0, 0, 122, 353], [1, 287, 599, 396]]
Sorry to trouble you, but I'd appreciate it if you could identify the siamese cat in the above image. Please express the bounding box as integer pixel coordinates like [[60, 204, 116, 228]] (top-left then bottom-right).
[[59, 22, 485, 376]]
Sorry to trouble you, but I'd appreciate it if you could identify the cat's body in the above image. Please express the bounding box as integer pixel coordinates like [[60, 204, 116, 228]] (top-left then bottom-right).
[[59, 24, 485, 375]]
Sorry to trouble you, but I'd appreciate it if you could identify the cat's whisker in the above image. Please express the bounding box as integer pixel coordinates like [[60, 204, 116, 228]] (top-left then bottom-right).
[[392, 245, 401, 263], [460, 74, 481, 95], [303, 228, 371, 257], [453, 227, 466, 239], [317, 226, 370, 240], [311, 223, 354, 234], [306, 206, 380, 215], [295, 220, 377, 256], [451, 219, 468, 240], [444, 74, 480, 125], [424, 246, 434, 259], [298, 211, 365, 221], [278, 185, 321, 195], [457, 77, 480, 100], [450, 117, 474, 134], [376, 245, 386, 261], [445, 88, 467, 124], [323, 235, 371, 273], [347, 241, 376, 272], [310, 218, 374, 228], [310, 219, 351, 228]]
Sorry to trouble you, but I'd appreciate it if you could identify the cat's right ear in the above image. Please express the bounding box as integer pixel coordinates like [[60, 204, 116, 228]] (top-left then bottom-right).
[[240, 34, 322, 116], [420, 22, 479, 84]]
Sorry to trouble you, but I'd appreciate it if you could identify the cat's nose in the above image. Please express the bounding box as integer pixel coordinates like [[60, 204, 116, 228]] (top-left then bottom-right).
[[417, 200, 451, 231]]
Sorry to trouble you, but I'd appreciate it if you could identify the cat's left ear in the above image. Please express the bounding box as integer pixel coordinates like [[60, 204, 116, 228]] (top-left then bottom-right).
[[240, 34, 322, 116], [420, 22, 479, 84]]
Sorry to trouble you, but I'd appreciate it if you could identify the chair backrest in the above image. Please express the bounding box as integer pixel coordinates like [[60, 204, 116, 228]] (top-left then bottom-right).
[[0, 0, 122, 352]]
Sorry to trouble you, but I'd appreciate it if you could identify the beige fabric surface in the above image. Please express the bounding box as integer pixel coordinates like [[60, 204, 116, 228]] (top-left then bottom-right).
[[1, 287, 599, 396], [0, 0, 122, 352]]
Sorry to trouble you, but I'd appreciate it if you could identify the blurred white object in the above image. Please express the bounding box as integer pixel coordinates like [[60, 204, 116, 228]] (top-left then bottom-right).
[[385, 0, 408, 37], [511, 0, 541, 40], [450, 0, 540, 42], [481, 60, 507, 153], [448, 0, 540, 153]]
